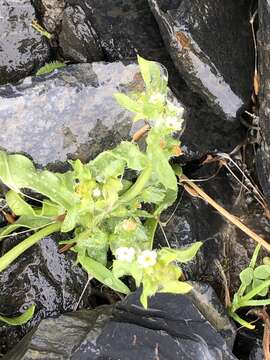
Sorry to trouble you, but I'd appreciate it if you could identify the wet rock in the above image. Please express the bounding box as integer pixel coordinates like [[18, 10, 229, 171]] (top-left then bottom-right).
[[233, 329, 263, 360], [65, 0, 167, 63], [256, 0, 270, 206], [148, 0, 254, 122], [0, 62, 150, 167], [3, 285, 236, 360], [0, 234, 93, 355], [32, 0, 66, 32], [2, 306, 113, 360], [59, 6, 104, 63], [0, 0, 50, 85]]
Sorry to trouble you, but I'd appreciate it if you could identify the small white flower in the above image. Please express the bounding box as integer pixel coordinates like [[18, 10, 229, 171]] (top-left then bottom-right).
[[167, 101, 184, 116], [115, 247, 135, 262], [150, 93, 165, 104], [92, 188, 102, 198], [165, 116, 183, 131], [137, 250, 157, 268]]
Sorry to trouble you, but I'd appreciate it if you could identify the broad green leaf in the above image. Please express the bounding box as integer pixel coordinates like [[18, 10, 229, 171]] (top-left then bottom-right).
[[61, 208, 77, 232], [140, 186, 166, 204], [114, 93, 142, 114], [254, 265, 270, 280], [159, 242, 202, 265], [40, 200, 62, 217], [113, 260, 143, 287], [27, 170, 78, 210], [137, 55, 168, 94], [0, 152, 78, 210], [78, 254, 130, 294], [0, 304, 35, 326], [76, 230, 108, 265], [6, 190, 35, 216], [140, 277, 158, 308], [70, 159, 92, 182], [114, 142, 147, 171], [102, 178, 123, 208], [240, 267, 254, 286], [0, 152, 36, 192], [137, 55, 152, 89], [89, 151, 125, 181], [0, 215, 55, 240], [160, 280, 192, 294], [252, 278, 269, 297]]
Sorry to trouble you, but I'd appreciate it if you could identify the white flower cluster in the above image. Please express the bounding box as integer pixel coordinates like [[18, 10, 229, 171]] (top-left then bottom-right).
[[115, 247, 157, 268]]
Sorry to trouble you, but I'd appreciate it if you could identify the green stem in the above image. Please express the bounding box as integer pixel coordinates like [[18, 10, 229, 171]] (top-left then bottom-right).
[[228, 309, 255, 330], [144, 218, 158, 249], [250, 244, 261, 269], [119, 166, 152, 203], [241, 279, 270, 302], [0, 222, 61, 272]]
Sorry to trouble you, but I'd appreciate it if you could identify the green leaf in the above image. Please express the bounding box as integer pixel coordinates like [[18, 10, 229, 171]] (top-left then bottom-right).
[[76, 229, 108, 265], [254, 265, 270, 280], [113, 260, 143, 287], [89, 151, 125, 181], [137, 55, 168, 94], [252, 278, 269, 297], [40, 200, 62, 217], [140, 186, 166, 204], [0, 151, 78, 210], [114, 142, 147, 171], [0, 151, 36, 192], [160, 280, 192, 294], [6, 190, 35, 216], [36, 61, 66, 76], [159, 242, 202, 265], [240, 267, 254, 286], [114, 93, 142, 114], [61, 208, 77, 232], [0, 304, 35, 326], [137, 55, 152, 89], [78, 254, 130, 294], [140, 277, 158, 308], [0, 215, 55, 240]]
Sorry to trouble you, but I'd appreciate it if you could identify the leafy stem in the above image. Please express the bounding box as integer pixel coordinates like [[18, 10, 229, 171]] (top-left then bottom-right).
[[0, 222, 61, 272], [119, 165, 152, 203]]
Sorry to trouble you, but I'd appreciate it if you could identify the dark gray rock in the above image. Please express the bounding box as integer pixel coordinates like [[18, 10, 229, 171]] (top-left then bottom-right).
[[256, 0, 270, 206], [3, 285, 236, 360], [59, 6, 104, 63], [233, 329, 264, 360], [0, 234, 93, 355], [0, 62, 149, 167], [249, 342, 264, 360], [148, 0, 254, 122], [65, 0, 167, 63], [2, 306, 113, 360], [0, 0, 50, 85], [32, 0, 66, 32]]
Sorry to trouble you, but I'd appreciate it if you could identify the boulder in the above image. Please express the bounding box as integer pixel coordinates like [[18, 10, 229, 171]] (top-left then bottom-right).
[[0, 0, 50, 85], [0, 62, 147, 167], [64, 0, 167, 63], [59, 6, 103, 63], [148, 0, 254, 122], [3, 285, 236, 359]]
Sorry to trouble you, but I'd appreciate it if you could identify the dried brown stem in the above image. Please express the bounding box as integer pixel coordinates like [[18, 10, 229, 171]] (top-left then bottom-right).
[[181, 175, 270, 252]]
